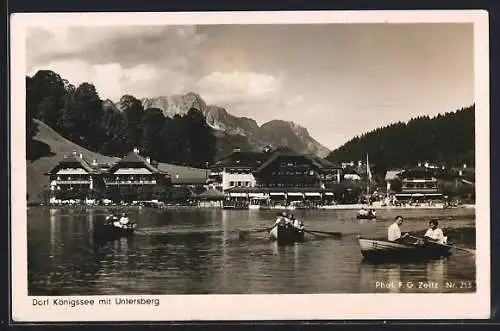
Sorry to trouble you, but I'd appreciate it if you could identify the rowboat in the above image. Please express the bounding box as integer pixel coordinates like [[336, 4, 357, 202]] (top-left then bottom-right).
[[356, 213, 376, 220], [358, 237, 452, 262], [95, 219, 137, 242], [357, 209, 376, 220], [269, 224, 305, 245]]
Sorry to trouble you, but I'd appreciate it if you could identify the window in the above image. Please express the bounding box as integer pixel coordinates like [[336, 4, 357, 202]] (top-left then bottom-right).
[[229, 181, 235, 186], [237, 181, 242, 186]]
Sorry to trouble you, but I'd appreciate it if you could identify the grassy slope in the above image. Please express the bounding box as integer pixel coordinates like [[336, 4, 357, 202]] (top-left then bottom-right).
[[27, 120, 206, 202]]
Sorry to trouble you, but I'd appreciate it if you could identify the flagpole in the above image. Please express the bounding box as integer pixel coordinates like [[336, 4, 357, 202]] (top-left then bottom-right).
[[366, 153, 370, 204]]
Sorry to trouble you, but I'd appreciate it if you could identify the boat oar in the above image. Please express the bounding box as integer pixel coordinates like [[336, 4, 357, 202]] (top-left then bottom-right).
[[407, 235, 475, 255], [238, 227, 273, 240], [304, 229, 342, 237]]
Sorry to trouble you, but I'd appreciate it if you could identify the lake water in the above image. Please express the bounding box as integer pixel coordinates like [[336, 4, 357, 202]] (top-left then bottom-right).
[[27, 207, 476, 295]]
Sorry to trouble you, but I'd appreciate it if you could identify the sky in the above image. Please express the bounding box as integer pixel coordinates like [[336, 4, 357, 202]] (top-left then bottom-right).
[[26, 23, 474, 150]]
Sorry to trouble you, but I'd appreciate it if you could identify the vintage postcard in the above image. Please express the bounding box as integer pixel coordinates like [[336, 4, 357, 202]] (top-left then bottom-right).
[[11, 10, 490, 321]]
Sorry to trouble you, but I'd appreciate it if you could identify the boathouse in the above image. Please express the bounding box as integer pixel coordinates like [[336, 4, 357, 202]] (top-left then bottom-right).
[[102, 148, 171, 202], [45, 151, 103, 201]]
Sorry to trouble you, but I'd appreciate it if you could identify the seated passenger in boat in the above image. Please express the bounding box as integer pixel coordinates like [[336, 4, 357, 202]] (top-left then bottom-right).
[[105, 214, 117, 225], [370, 209, 377, 217], [424, 219, 447, 244], [118, 213, 131, 228], [275, 212, 287, 226], [387, 215, 409, 242]]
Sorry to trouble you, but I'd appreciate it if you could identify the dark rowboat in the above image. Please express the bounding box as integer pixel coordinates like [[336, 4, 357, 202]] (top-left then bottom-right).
[[269, 224, 305, 245], [358, 237, 452, 262], [95, 219, 137, 242], [356, 210, 376, 220]]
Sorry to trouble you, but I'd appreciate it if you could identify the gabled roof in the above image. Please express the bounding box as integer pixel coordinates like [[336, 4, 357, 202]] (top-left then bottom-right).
[[46, 152, 96, 175], [107, 150, 166, 174], [254, 150, 334, 174], [214, 150, 269, 168], [400, 167, 435, 178]]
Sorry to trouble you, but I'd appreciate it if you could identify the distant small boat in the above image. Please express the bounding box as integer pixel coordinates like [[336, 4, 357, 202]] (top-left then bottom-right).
[[358, 237, 452, 262], [269, 225, 305, 245], [356, 210, 377, 220], [248, 204, 260, 210], [96, 217, 137, 240]]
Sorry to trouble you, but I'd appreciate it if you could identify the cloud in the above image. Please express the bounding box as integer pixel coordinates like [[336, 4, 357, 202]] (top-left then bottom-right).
[[194, 71, 309, 123], [26, 26, 206, 100], [196, 71, 282, 104], [27, 26, 205, 70]]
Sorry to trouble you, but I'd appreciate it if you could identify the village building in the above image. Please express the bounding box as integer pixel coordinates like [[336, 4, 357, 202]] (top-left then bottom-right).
[[45, 151, 103, 202], [394, 167, 443, 201], [252, 147, 342, 188], [102, 148, 171, 202], [209, 147, 342, 207], [208, 148, 270, 192]]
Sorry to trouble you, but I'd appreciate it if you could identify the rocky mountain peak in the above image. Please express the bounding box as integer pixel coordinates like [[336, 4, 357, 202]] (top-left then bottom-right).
[[140, 92, 330, 158]]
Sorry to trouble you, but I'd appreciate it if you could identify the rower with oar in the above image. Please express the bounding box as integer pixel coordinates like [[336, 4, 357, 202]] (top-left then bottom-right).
[[408, 219, 475, 255], [238, 211, 341, 240], [423, 219, 447, 244]]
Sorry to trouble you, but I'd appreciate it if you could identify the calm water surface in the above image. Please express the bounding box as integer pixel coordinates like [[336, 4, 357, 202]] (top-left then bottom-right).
[[27, 207, 476, 295]]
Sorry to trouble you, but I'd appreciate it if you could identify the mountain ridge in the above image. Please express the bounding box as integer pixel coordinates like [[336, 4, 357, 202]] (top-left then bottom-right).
[[139, 93, 330, 158]]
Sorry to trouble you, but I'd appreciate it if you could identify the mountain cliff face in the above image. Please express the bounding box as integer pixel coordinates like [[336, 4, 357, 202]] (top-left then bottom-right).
[[140, 93, 330, 158]]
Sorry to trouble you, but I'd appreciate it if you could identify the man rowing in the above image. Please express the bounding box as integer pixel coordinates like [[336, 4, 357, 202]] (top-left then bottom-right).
[[274, 212, 304, 230], [387, 215, 409, 243]]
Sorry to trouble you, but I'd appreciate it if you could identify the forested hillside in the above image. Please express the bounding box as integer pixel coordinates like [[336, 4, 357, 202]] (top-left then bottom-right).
[[26, 70, 216, 168], [327, 105, 475, 175]]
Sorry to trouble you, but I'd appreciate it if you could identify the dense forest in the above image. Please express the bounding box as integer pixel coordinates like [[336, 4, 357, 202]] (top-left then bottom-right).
[[26, 70, 216, 168], [327, 105, 475, 175]]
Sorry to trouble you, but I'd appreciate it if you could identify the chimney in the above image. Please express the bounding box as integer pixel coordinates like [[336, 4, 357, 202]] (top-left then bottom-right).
[[146, 157, 151, 164], [79, 153, 83, 159], [92, 159, 97, 166], [418, 162, 422, 167], [358, 160, 362, 167], [459, 170, 463, 176], [72, 150, 77, 156], [424, 162, 429, 168], [463, 163, 467, 168], [133, 147, 139, 154]]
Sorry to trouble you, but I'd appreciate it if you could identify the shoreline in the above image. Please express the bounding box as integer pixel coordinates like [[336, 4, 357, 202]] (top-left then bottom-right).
[[33, 203, 476, 211]]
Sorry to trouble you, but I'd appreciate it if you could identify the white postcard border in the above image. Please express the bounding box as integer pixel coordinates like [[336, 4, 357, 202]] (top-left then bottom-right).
[[10, 10, 490, 321]]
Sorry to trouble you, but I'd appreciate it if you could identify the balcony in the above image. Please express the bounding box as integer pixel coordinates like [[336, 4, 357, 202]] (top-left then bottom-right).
[[401, 187, 439, 193], [55, 180, 91, 185], [104, 180, 157, 185]]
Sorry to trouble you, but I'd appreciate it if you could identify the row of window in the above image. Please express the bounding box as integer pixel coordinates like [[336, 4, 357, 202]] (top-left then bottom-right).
[[54, 176, 91, 181], [229, 181, 252, 187], [403, 183, 437, 189], [271, 171, 316, 176]]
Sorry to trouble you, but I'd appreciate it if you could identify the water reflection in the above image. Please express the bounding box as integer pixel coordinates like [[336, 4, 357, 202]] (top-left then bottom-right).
[[28, 207, 476, 295], [359, 257, 453, 293]]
